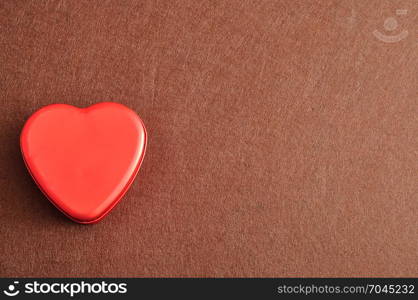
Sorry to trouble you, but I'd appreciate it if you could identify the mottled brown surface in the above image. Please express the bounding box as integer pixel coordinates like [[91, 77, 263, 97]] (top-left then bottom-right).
[[0, 0, 417, 277]]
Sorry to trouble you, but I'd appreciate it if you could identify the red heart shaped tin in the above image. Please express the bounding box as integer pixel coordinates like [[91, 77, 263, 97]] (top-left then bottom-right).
[[20, 102, 147, 224]]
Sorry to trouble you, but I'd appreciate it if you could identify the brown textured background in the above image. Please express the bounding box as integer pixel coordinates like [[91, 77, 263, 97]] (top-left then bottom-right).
[[0, 0, 417, 277]]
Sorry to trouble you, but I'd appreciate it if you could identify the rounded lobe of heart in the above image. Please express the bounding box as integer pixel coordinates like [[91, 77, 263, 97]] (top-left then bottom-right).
[[20, 102, 147, 224]]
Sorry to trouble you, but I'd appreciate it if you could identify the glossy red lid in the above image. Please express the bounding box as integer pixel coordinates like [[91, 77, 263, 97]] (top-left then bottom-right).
[[20, 102, 147, 224]]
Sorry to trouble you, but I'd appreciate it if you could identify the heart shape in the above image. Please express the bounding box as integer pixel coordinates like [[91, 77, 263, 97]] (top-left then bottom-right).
[[20, 102, 147, 224]]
